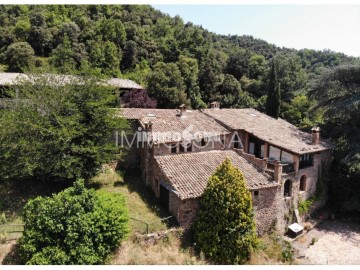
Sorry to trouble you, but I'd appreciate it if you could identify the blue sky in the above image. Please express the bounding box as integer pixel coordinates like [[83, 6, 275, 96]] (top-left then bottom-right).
[[152, 5, 360, 57]]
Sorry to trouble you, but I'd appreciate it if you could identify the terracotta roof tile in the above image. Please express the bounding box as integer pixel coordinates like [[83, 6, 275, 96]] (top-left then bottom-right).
[[155, 150, 278, 199], [203, 108, 331, 154], [120, 108, 230, 143]]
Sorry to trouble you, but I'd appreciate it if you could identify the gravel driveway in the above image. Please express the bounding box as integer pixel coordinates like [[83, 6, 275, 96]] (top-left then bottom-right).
[[293, 220, 360, 265]]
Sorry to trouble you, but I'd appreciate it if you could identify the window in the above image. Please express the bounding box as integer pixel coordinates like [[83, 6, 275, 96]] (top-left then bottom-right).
[[221, 138, 225, 146], [281, 150, 293, 164], [179, 144, 185, 153], [300, 175, 307, 191], [233, 134, 241, 149], [299, 154, 314, 169], [254, 190, 259, 196], [201, 138, 206, 147], [171, 144, 177, 153], [249, 142, 255, 155], [284, 180, 292, 197], [269, 146, 281, 161], [186, 142, 192, 152], [248, 135, 265, 158]]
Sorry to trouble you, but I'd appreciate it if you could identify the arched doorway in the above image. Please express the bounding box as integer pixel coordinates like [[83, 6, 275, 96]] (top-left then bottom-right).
[[300, 175, 307, 191], [284, 179, 292, 197]]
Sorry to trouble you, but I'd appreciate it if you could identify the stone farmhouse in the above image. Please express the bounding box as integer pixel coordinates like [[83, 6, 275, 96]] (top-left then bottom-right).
[[122, 104, 332, 235]]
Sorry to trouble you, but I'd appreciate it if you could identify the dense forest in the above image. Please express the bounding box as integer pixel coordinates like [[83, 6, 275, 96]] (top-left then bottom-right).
[[0, 5, 359, 210]]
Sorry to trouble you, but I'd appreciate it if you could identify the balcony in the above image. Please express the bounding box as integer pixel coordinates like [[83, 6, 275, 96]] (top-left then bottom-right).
[[299, 159, 313, 169], [282, 163, 295, 174], [267, 161, 295, 174]]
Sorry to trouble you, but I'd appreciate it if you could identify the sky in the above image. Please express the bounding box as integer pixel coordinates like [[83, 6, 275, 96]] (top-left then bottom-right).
[[152, 5, 360, 57]]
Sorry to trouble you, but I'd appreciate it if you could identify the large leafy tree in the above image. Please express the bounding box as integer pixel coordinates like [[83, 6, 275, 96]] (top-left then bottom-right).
[[19, 179, 130, 265], [177, 55, 206, 109], [218, 74, 242, 108], [194, 158, 258, 264], [2, 42, 35, 72], [0, 74, 127, 182], [265, 60, 281, 119], [122, 88, 157, 108], [147, 61, 190, 108], [311, 65, 360, 175]]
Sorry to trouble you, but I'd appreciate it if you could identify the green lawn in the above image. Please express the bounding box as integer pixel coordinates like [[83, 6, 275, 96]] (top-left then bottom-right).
[[89, 167, 172, 233]]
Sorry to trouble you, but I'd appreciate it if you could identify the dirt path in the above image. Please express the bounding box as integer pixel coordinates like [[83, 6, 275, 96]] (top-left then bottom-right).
[[293, 220, 360, 265]]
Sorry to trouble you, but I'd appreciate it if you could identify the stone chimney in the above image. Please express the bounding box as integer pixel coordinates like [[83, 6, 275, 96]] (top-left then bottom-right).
[[210, 101, 220, 109], [274, 161, 283, 183], [311, 126, 320, 145], [179, 104, 186, 116], [144, 121, 153, 141]]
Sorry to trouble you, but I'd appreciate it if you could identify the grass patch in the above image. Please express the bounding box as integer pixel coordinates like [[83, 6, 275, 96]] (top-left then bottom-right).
[[90, 166, 206, 265], [248, 233, 294, 265], [89, 166, 172, 233], [111, 232, 206, 265]]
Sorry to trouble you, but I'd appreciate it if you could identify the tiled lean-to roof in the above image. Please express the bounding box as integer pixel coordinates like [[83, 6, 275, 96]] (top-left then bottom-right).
[[0, 72, 144, 89], [203, 108, 332, 154], [155, 150, 278, 199], [120, 108, 230, 144]]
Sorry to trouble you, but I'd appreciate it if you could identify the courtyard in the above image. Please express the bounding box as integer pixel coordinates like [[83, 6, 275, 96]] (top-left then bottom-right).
[[293, 219, 360, 265]]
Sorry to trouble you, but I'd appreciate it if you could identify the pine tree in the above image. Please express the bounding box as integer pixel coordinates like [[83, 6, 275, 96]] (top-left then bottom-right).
[[266, 59, 281, 119], [194, 158, 258, 264]]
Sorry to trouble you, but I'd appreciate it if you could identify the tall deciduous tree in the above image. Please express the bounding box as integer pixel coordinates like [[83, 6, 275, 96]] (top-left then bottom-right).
[[266, 60, 281, 119], [311, 65, 360, 175], [194, 158, 258, 264], [147, 62, 190, 108], [2, 42, 35, 72]]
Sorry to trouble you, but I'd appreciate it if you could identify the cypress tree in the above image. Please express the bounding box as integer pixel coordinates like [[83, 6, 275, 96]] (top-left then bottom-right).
[[266, 59, 281, 119], [194, 158, 258, 264]]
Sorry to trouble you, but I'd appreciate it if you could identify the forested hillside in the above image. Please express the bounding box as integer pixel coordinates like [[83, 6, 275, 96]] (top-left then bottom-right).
[[0, 5, 358, 112], [0, 5, 359, 196]]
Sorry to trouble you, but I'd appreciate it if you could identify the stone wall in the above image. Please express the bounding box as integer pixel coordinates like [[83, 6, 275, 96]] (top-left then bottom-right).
[[177, 198, 201, 228], [252, 186, 281, 235], [276, 149, 333, 232], [117, 120, 140, 169]]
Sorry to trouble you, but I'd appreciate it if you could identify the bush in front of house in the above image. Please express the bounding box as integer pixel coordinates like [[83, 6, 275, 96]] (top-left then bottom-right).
[[18, 179, 130, 265], [193, 158, 258, 264]]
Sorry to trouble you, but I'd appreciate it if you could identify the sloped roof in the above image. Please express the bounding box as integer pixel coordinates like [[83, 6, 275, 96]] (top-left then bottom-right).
[[106, 78, 143, 89], [120, 108, 230, 144], [203, 108, 332, 154], [155, 150, 278, 199], [0, 72, 144, 89]]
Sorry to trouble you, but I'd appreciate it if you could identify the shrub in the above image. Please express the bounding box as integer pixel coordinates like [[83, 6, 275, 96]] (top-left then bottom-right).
[[19, 179, 130, 265], [193, 158, 258, 264], [298, 197, 318, 216]]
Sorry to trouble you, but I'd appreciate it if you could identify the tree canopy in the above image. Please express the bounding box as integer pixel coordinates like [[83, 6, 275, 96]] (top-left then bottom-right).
[[19, 179, 130, 265], [0, 74, 128, 182]]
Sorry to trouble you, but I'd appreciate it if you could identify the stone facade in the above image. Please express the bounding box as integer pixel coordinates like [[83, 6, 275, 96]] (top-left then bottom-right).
[[252, 186, 281, 235], [120, 107, 333, 235]]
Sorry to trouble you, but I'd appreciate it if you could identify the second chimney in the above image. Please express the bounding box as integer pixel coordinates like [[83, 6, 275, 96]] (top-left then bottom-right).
[[311, 127, 320, 145], [210, 101, 220, 109], [179, 104, 186, 116]]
